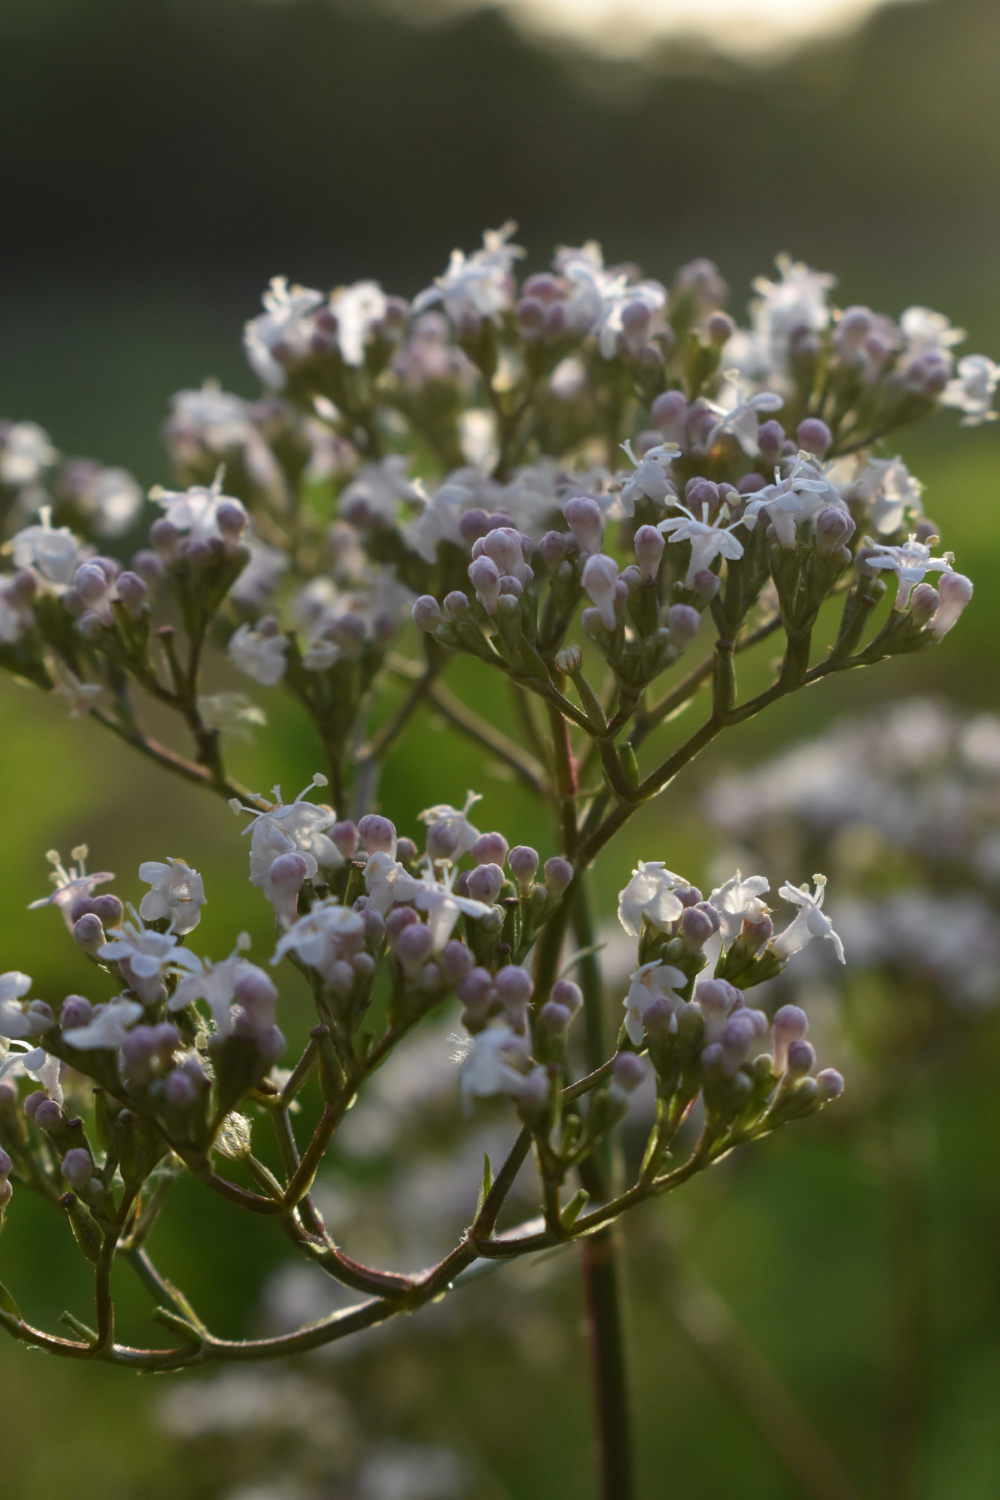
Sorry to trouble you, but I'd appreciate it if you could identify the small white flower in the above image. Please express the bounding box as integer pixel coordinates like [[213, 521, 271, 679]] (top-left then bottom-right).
[[244, 277, 326, 390], [196, 692, 267, 744], [708, 871, 771, 946], [329, 280, 389, 366], [228, 622, 288, 686], [557, 242, 666, 359], [271, 901, 366, 982], [0, 1039, 62, 1102], [98, 912, 200, 1004], [772, 875, 845, 964], [414, 222, 525, 326], [412, 863, 492, 949], [704, 386, 784, 457], [582, 553, 621, 630], [900, 306, 965, 356], [10, 507, 82, 587], [941, 354, 1000, 426], [658, 501, 745, 586], [149, 472, 244, 548], [78, 467, 143, 538], [623, 960, 688, 1046], [64, 996, 144, 1050], [138, 858, 207, 936], [229, 537, 290, 609], [363, 851, 425, 915], [741, 452, 843, 548], [0, 422, 57, 487], [846, 456, 924, 535], [616, 439, 681, 515], [170, 942, 272, 1039], [0, 971, 38, 1039], [233, 776, 341, 894], [417, 791, 482, 858], [864, 534, 955, 608], [28, 845, 115, 930], [617, 861, 688, 938], [459, 1023, 531, 1107]]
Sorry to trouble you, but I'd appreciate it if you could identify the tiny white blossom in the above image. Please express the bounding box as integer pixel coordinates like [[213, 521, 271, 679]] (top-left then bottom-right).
[[329, 281, 389, 366], [363, 850, 424, 915], [228, 623, 288, 686], [557, 242, 666, 359], [232, 776, 341, 894], [63, 996, 144, 1050], [657, 500, 745, 586], [0, 971, 39, 1039], [741, 452, 843, 548], [864, 534, 955, 608], [899, 306, 965, 356], [195, 692, 267, 744], [10, 507, 82, 587], [412, 863, 492, 949], [48, 659, 104, 717], [149, 472, 244, 548], [271, 901, 366, 981], [0, 1039, 62, 1102], [618, 862, 688, 938], [709, 872, 771, 946], [0, 422, 57, 487], [459, 1023, 531, 1107], [623, 960, 688, 1046], [414, 223, 525, 325], [98, 912, 200, 1004], [138, 858, 207, 936], [772, 875, 845, 963], [616, 439, 680, 515], [417, 791, 482, 858], [704, 386, 784, 456], [28, 845, 114, 930], [941, 354, 1000, 426], [170, 943, 273, 1038], [244, 277, 326, 390], [846, 456, 924, 535]]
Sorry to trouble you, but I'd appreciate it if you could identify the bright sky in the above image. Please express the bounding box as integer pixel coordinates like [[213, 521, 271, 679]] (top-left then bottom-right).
[[471, 0, 924, 60]]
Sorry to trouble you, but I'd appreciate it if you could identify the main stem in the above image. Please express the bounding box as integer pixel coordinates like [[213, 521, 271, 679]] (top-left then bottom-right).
[[573, 881, 635, 1500]]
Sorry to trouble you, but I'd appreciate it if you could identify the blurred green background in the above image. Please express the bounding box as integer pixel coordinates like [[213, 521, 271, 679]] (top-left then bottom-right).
[[1, 0, 999, 1495]]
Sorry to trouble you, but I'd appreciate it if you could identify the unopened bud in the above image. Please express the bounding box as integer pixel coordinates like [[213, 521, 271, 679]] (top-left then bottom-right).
[[471, 832, 508, 867], [358, 814, 396, 856], [815, 506, 856, 555], [612, 1051, 647, 1092], [667, 603, 701, 646], [796, 418, 832, 458], [508, 845, 540, 895], [757, 420, 786, 466], [61, 1148, 93, 1191], [412, 595, 444, 632], [72, 913, 105, 953], [426, 822, 459, 861], [466, 863, 504, 904], [543, 857, 573, 897], [60, 996, 93, 1030], [563, 497, 603, 555]]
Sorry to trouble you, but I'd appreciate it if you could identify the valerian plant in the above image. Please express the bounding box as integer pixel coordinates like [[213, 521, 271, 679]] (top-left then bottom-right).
[[0, 228, 989, 1499]]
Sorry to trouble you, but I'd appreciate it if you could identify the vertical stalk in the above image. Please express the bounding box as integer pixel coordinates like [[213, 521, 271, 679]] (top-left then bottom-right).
[[573, 881, 635, 1500], [883, 1105, 930, 1500]]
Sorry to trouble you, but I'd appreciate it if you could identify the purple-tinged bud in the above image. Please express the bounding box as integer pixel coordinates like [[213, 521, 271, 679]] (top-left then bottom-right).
[[909, 582, 939, 625], [634, 525, 665, 583], [72, 912, 104, 953], [164, 1070, 196, 1109], [23, 1091, 48, 1120], [523, 273, 562, 303], [116, 570, 147, 617], [457, 967, 493, 1007], [256, 1025, 286, 1064], [267, 853, 309, 926], [905, 351, 951, 395], [786, 1039, 816, 1077], [930, 571, 973, 639], [352, 952, 376, 984], [440, 941, 474, 985], [326, 960, 355, 998], [757, 420, 786, 466], [458, 509, 492, 545], [612, 1052, 647, 1092], [149, 518, 179, 556], [516, 297, 545, 336], [330, 820, 358, 859], [9, 568, 36, 602], [0, 1145, 12, 1177], [563, 497, 603, 555], [816, 1068, 845, 1101], [74, 563, 108, 607], [234, 969, 278, 1020], [814, 506, 856, 555], [771, 1005, 809, 1073], [688, 570, 721, 608], [651, 390, 688, 447], [443, 590, 470, 619], [706, 311, 735, 344], [508, 845, 540, 895], [685, 477, 719, 511], [412, 595, 444, 632], [426, 822, 459, 861], [496, 966, 533, 1029], [358, 814, 396, 856], [796, 418, 833, 458], [834, 306, 873, 358], [468, 555, 501, 614], [0, 1083, 17, 1112], [62, 1148, 93, 1191], [666, 603, 701, 647], [538, 1000, 572, 1034], [131, 549, 164, 583], [393, 924, 436, 977], [471, 831, 508, 867], [69, 895, 96, 924], [33, 1099, 63, 1133], [582, 553, 620, 631], [386, 906, 419, 941], [418, 962, 442, 994], [551, 979, 583, 1014], [742, 910, 773, 954], [60, 996, 93, 1030], [680, 905, 716, 951], [362, 908, 386, 947], [642, 996, 676, 1040], [543, 302, 568, 340], [396, 838, 419, 867], [620, 300, 652, 354], [216, 500, 249, 539], [544, 857, 574, 897], [466, 863, 504, 905], [92, 894, 123, 928], [736, 473, 767, 495], [539, 530, 572, 568]]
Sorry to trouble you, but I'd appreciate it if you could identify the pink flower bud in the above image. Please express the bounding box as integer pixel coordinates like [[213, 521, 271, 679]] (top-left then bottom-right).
[[543, 857, 573, 897], [634, 525, 665, 583], [358, 814, 396, 855], [582, 553, 620, 631], [563, 497, 603, 556], [466, 863, 504, 904], [930, 571, 973, 638]]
